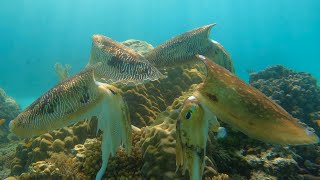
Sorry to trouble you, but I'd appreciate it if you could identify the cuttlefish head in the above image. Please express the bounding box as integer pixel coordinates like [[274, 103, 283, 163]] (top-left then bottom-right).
[[176, 96, 210, 180], [195, 54, 319, 145]]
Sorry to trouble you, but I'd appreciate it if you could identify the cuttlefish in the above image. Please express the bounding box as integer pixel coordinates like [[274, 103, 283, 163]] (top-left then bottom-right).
[[176, 55, 319, 180], [88, 34, 165, 85], [10, 36, 162, 180]]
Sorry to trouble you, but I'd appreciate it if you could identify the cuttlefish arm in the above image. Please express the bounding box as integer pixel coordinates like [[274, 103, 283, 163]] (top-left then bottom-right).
[[176, 96, 220, 180], [95, 83, 132, 180], [194, 54, 319, 145]]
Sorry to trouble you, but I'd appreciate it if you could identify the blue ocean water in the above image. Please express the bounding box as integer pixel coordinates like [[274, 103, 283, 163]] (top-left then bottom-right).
[[0, 0, 319, 109]]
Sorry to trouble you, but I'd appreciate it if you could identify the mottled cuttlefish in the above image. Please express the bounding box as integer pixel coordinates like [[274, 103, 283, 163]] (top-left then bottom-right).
[[176, 55, 319, 180], [88, 34, 165, 85], [10, 36, 164, 180]]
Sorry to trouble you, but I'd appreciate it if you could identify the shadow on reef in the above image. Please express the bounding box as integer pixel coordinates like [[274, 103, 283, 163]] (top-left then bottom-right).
[[3, 40, 320, 180]]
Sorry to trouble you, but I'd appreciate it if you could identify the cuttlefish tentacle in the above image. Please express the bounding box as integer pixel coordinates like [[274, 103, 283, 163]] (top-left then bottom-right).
[[88, 35, 165, 85], [10, 66, 132, 180], [194, 54, 319, 145], [176, 96, 220, 180]]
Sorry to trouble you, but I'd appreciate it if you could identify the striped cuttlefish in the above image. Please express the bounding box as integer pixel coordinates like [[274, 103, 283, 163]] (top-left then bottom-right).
[[9, 35, 164, 180]]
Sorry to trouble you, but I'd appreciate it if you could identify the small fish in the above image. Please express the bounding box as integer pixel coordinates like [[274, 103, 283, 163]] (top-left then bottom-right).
[[145, 24, 235, 73], [0, 119, 5, 126], [10, 65, 132, 180], [176, 96, 220, 180], [88, 35, 165, 85]]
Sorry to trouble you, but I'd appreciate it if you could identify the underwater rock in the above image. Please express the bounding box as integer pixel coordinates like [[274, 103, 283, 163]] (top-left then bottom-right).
[[250, 65, 320, 130]]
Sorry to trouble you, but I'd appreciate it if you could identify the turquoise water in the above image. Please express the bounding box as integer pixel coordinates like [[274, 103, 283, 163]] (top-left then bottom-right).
[[0, 0, 319, 109]]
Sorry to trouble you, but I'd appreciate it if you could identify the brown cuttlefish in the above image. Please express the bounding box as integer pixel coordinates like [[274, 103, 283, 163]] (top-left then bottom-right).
[[176, 55, 319, 180]]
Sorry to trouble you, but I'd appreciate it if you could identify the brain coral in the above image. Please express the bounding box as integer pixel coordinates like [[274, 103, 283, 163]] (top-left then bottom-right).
[[249, 65, 320, 132]]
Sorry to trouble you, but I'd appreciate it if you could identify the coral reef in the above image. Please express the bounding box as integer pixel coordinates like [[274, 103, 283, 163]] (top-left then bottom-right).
[[0, 143, 17, 179], [0, 88, 21, 121], [249, 65, 320, 178], [10, 119, 97, 177], [0, 88, 20, 141], [80, 130, 143, 179]]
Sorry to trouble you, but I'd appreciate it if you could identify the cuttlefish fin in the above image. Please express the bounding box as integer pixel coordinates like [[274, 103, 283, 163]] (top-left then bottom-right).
[[145, 24, 216, 68], [95, 83, 132, 180]]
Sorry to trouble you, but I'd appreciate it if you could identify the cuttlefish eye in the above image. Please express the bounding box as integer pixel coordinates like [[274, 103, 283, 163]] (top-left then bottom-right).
[[180, 101, 203, 122], [185, 110, 192, 119]]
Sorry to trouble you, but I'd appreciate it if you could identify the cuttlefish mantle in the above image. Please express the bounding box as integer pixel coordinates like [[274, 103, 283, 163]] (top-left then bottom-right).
[[194, 54, 319, 145]]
